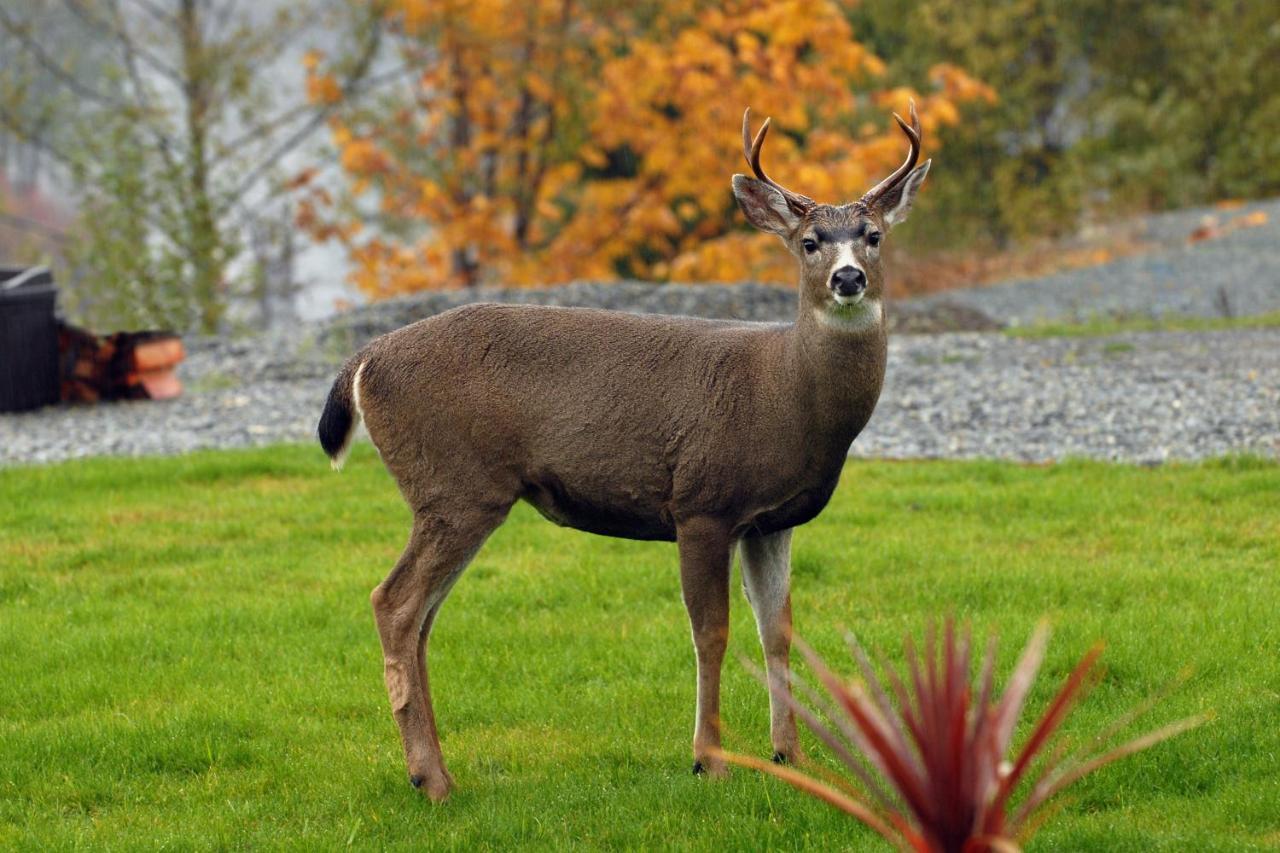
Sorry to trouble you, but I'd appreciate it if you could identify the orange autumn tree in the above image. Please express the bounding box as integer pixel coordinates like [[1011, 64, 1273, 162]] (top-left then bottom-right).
[[302, 0, 992, 296]]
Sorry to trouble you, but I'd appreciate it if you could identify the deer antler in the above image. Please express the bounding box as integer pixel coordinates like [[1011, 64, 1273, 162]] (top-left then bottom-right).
[[742, 108, 815, 216], [859, 100, 922, 209]]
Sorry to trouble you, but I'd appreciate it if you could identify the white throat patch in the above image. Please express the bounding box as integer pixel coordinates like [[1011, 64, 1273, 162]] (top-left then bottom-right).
[[814, 299, 883, 333]]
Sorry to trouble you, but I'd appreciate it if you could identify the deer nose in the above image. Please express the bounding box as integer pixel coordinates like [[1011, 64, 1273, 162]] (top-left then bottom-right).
[[831, 266, 866, 298]]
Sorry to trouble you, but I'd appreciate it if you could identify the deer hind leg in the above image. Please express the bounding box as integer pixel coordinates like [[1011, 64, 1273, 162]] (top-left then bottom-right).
[[370, 502, 506, 801], [677, 517, 733, 777], [740, 528, 802, 764]]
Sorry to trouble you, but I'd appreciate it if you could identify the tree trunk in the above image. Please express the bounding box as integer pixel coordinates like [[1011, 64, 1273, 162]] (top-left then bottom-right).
[[180, 0, 224, 332]]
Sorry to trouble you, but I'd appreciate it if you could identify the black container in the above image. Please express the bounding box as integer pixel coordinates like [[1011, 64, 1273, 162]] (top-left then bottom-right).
[[0, 265, 59, 413]]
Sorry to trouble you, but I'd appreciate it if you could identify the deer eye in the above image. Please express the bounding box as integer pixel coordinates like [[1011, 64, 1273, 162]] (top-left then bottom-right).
[[867, 231, 882, 248], [801, 238, 818, 254]]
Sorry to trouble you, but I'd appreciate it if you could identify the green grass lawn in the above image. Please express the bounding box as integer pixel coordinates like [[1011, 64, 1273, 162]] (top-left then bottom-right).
[[1, 446, 1277, 850]]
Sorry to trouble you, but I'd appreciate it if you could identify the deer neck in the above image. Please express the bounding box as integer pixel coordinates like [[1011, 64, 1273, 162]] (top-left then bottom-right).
[[785, 289, 889, 441]]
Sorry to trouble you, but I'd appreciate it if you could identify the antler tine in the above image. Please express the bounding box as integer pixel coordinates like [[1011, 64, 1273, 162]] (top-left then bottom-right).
[[742, 108, 760, 171], [741, 108, 814, 216], [746, 114, 771, 183], [861, 99, 923, 207]]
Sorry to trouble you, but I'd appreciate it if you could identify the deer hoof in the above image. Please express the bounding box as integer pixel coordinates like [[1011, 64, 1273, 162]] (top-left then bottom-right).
[[692, 757, 729, 778], [771, 751, 788, 765], [409, 772, 452, 802]]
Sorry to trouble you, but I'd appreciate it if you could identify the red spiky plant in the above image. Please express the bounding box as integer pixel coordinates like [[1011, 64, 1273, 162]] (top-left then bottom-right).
[[717, 621, 1202, 853]]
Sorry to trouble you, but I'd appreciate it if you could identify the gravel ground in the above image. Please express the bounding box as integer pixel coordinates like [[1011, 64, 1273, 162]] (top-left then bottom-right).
[[917, 198, 1280, 325], [856, 328, 1280, 463], [318, 281, 1000, 348], [3, 326, 1275, 466], [3, 199, 1277, 466]]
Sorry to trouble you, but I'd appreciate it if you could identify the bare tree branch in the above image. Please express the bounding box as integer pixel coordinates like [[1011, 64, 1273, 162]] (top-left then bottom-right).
[[122, 0, 178, 32], [60, 0, 184, 88], [101, 0, 184, 173], [4, 0, 395, 331], [221, 6, 387, 207], [199, 13, 327, 114], [0, 7, 131, 112], [218, 61, 411, 158], [204, 0, 243, 45], [0, 100, 191, 254], [0, 99, 82, 174], [0, 211, 70, 243]]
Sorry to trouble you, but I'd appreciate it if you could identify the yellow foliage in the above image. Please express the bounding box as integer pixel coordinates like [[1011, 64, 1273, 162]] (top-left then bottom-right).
[[304, 0, 991, 295], [339, 139, 389, 175], [305, 52, 343, 107]]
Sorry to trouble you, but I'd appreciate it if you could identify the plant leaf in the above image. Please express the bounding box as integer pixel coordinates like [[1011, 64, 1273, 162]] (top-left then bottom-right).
[[1012, 715, 1208, 827], [712, 748, 913, 851], [989, 642, 1103, 824]]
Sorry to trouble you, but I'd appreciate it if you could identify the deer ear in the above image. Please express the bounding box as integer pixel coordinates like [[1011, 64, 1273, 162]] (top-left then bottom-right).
[[876, 159, 931, 228], [733, 174, 802, 236]]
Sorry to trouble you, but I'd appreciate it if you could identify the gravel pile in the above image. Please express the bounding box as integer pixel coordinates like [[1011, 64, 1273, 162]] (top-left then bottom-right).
[[319, 280, 998, 353], [3, 325, 1275, 466], [4, 200, 1277, 467], [917, 198, 1280, 325], [0, 378, 330, 465], [856, 329, 1279, 463]]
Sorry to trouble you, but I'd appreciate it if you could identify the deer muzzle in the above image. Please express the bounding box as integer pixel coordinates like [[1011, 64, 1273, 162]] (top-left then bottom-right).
[[830, 266, 867, 302]]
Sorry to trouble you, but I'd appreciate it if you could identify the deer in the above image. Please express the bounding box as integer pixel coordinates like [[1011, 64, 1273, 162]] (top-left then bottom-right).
[[317, 104, 930, 801]]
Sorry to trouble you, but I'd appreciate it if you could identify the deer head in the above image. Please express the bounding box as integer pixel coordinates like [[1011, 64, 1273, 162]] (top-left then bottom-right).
[[732, 103, 931, 327]]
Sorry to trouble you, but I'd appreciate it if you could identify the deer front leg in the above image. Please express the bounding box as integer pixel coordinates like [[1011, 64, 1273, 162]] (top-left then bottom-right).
[[677, 517, 733, 777], [740, 528, 802, 764]]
